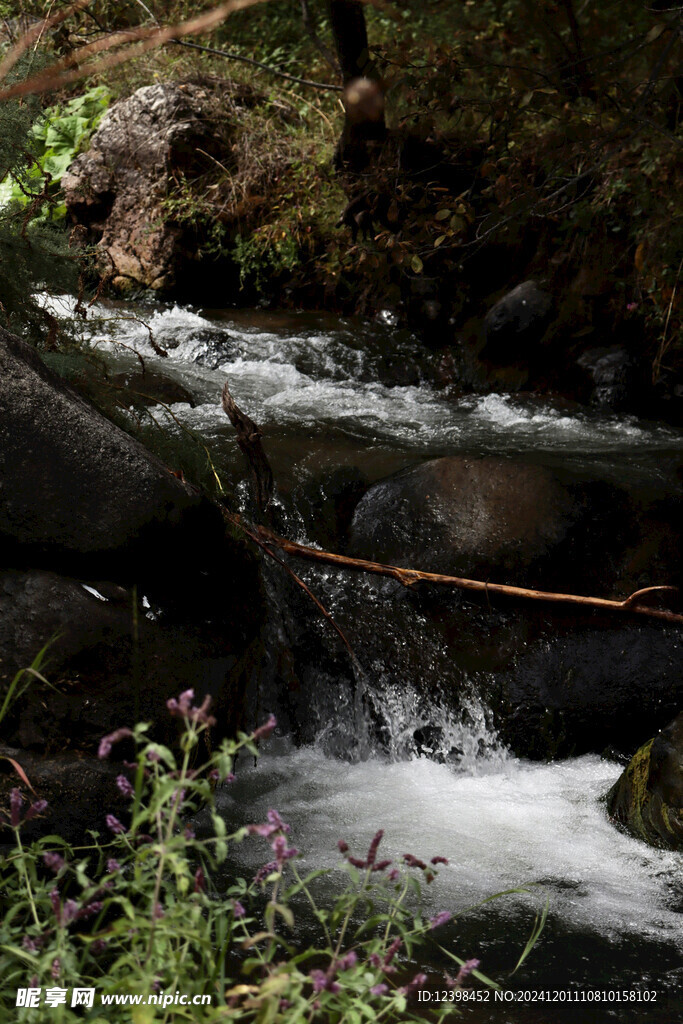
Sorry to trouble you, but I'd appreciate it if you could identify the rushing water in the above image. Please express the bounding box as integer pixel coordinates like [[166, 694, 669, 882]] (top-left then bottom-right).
[[47, 294, 683, 1019]]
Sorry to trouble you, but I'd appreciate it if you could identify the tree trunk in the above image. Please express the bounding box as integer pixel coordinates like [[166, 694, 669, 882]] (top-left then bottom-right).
[[328, 0, 386, 170]]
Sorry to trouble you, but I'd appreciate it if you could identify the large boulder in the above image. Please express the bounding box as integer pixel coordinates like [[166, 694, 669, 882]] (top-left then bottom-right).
[[0, 326, 223, 577], [348, 456, 585, 587], [606, 713, 683, 849], [63, 81, 249, 293]]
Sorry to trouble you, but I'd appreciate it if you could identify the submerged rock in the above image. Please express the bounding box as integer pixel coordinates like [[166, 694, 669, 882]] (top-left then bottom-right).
[[0, 326, 223, 577], [606, 713, 683, 849]]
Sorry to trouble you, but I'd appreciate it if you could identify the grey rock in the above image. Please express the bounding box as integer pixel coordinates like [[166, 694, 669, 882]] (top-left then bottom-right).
[[349, 455, 579, 583], [483, 280, 553, 359], [63, 81, 245, 292], [0, 326, 222, 574]]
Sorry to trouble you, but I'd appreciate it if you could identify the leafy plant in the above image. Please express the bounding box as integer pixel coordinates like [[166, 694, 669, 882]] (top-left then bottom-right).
[[0, 690, 545, 1021], [0, 86, 109, 220]]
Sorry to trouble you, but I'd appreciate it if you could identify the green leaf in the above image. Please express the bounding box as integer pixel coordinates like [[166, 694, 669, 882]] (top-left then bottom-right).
[[435, 208, 451, 221], [411, 254, 423, 274]]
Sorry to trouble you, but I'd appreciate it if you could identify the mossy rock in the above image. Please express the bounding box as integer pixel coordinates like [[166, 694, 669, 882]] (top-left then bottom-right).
[[606, 713, 683, 850]]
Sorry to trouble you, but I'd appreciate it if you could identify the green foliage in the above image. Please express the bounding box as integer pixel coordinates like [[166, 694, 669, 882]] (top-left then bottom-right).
[[0, 63, 103, 341], [233, 229, 300, 292], [0, 695, 545, 1022], [0, 87, 109, 220]]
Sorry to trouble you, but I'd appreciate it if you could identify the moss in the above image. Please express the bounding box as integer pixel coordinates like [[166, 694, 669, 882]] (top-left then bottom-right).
[[607, 737, 683, 850]]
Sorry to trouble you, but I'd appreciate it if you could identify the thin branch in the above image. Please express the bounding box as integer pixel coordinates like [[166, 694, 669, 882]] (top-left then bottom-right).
[[171, 38, 343, 92], [221, 382, 273, 512], [0, 0, 91, 83], [237, 522, 683, 625], [299, 0, 340, 73], [0, 0, 267, 102], [228, 512, 359, 664]]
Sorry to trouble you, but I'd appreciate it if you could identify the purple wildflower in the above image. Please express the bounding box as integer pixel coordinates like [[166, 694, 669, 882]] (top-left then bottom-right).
[[51, 958, 61, 980], [106, 814, 126, 835], [383, 937, 402, 970], [372, 859, 392, 872], [429, 911, 452, 930], [309, 969, 340, 995], [98, 727, 133, 759], [337, 839, 349, 854], [116, 775, 134, 798], [106, 858, 121, 874], [253, 860, 278, 884], [77, 901, 103, 921], [184, 826, 196, 840], [267, 808, 289, 831], [370, 984, 388, 996], [431, 856, 449, 866], [403, 853, 427, 870], [24, 799, 48, 822], [43, 852, 65, 874], [194, 867, 205, 893], [367, 829, 384, 866], [271, 834, 298, 867], [451, 958, 481, 987], [49, 889, 62, 926], [91, 939, 108, 955], [252, 714, 277, 741], [337, 950, 357, 971], [62, 900, 80, 926], [232, 900, 246, 918], [153, 903, 164, 919], [10, 788, 23, 827], [22, 936, 40, 953], [387, 868, 400, 882], [167, 690, 216, 727], [247, 808, 291, 839], [399, 972, 427, 995]]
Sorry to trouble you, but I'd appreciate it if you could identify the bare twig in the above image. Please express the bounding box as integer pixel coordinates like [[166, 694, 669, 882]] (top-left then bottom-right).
[[172, 38, 343, 92], [300, 0, 340, 73], [221, 382, 273, 512], [228, 512, 359, 663], [235, 522, 683, 625], [0, 0, 267, 102]]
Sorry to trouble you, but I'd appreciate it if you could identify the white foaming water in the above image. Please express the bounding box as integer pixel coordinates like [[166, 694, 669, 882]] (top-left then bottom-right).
[[221, 745, 682, 948], [42, 292, 683, 972], [41, 294, 683, 457]]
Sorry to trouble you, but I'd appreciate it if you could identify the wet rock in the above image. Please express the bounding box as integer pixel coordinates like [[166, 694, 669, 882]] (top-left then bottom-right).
[[63, 81, 250, 294], [0, 563, 261, 756], [605, 713, 683, 849], [0, 745, 129, 846], [0, 326, 223, 577], [494, 621, 683, 760], [483, 280, 553, 360], [577, 347, 639, 410], [0, 570, 131, 683], [348, 455, 583, 586]]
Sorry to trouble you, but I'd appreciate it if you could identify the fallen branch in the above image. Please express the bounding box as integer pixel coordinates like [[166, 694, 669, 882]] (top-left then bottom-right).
[[228, 512, 359, 664], [221, 382, 273, 512], [226, 517, 683, 625]]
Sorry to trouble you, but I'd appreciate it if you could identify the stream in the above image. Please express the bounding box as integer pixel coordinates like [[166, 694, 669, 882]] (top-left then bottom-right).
[[47, 294, 683, 1021]]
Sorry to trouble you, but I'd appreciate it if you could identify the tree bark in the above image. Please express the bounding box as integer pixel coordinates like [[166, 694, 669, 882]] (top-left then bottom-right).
[[327, 0, 386, 170]]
